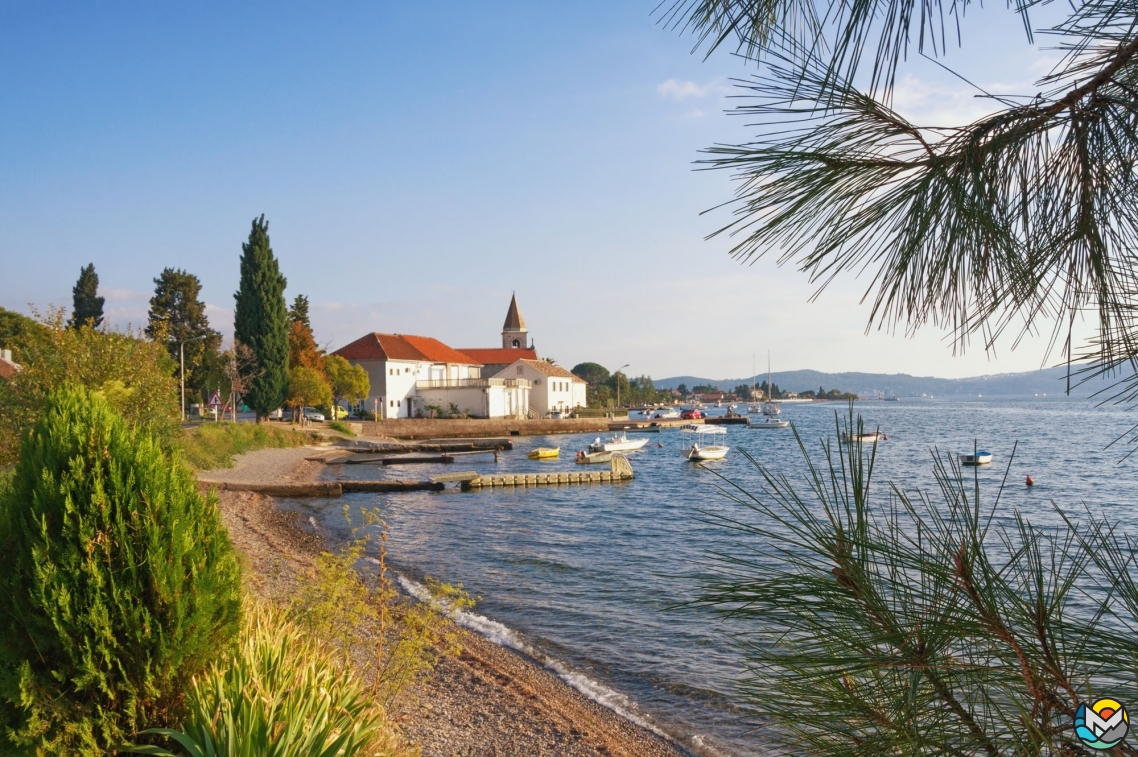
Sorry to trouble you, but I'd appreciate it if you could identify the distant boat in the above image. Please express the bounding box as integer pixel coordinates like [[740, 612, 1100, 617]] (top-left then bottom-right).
[[653, 408, 680, 419], [884, 387, 900, 401], [762, 352, 781, 417], [749, 416, 789, 430], [960, 451, 993, 465], [841, 431, 886, 443], [589, 433, 649, 453], [528, 447, 560, 459], [681, 425, 729, 461], [575, 449, 613, 465]]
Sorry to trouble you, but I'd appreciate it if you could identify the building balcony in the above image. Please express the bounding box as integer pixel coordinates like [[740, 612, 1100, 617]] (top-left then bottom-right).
[[416, 378, 530, 390]]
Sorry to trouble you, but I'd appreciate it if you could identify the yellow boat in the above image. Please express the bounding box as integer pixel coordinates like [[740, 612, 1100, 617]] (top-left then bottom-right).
[[527, 446, 560, 459]]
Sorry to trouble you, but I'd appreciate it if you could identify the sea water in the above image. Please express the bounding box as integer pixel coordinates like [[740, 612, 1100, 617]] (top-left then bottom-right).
[[277, 397, 1137, 756]]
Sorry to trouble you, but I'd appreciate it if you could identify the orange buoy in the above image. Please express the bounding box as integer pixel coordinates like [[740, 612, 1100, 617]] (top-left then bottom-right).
[[1026, 475, 1034, 487]]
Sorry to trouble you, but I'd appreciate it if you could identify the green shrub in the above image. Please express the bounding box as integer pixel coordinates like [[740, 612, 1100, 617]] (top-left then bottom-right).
[[328, 420, 355, 436], [126, 600, 411, 757], [178, 421, 314, 470], [293, 512, 472, 709], [0, 385, 242, 755], [0, 308, 180, 467]]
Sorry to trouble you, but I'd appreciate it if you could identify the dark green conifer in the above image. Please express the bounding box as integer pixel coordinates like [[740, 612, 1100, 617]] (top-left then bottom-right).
[[69, 263, 105, 330], [145, 268, 222, 395], [289, 294, 311, 331], [0, 385, 241, 755], [233, 215, 289, 419]]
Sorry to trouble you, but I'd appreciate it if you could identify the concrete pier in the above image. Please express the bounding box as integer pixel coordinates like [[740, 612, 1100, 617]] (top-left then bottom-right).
[[463, 456, 634, 490]]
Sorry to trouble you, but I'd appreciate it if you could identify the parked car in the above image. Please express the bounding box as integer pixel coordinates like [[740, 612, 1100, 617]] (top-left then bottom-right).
[[269, 408, 284, 420], [680, 408, 703, 420], [303, 407, 325, 422]]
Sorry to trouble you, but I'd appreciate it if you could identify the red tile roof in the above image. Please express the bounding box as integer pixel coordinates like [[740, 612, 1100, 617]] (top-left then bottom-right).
[[520, 359, 584, 381], [333, 334, 481, 365], [457, 347, 537, 365]]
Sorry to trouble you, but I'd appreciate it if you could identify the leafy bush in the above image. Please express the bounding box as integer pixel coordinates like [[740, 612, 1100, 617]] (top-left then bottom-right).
[[0, 385, 242, 755], [178, 421, 315, 470], [702, 413, 1138, 755], [0, 308, 179, 466], [126, 601, 410, 757], [293, 512, 471, 709]]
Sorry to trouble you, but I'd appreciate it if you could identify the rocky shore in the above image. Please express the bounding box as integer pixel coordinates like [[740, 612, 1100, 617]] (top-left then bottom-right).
[[205, 445, 689, 757]]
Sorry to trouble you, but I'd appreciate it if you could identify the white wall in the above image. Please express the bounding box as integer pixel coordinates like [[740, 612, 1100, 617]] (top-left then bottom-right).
[[494, 362, 585, 415]]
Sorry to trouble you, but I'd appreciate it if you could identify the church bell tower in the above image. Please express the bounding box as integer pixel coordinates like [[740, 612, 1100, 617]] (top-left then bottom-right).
[[501, 293, 530, 349]]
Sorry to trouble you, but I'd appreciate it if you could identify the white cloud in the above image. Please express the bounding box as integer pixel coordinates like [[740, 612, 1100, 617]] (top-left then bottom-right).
[[657, 79, 710, 100]]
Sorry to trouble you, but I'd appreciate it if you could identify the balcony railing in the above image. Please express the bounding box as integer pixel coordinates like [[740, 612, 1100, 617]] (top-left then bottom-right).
[[416, 378, 530, 390]]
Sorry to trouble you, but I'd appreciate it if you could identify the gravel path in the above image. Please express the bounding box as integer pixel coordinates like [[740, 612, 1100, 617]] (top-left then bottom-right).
[[196, 445, 333, 486], [208, 446, 689, 757]]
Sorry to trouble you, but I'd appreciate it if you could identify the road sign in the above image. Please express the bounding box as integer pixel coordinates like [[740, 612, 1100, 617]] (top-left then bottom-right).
[[208, 391, 222, 406]]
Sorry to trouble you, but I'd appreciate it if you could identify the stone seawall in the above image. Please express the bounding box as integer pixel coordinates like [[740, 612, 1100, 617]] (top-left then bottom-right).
[[357, 418, 614, 439]]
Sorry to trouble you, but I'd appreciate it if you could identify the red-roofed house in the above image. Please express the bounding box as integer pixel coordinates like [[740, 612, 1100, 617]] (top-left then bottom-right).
[[495, 359, 586, 416], [0, 349, 21, 379], [331, 333, 529, 419]]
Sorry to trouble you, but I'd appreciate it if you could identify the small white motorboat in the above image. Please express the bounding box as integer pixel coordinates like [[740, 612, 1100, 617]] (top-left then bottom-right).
[[589, 433, 650, 453], [653, 408, 680, 419], [575, 449, 614, 465], [747, 404, 762, 414], [681, 425, 729, 461], [841, 431, 886, 443], [960, 450, 993, 465], [749, 416, 789, 430]]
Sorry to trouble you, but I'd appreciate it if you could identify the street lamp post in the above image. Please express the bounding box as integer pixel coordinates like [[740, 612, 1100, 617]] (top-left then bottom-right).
[[179, 335, 208, 421], [615, 363, 629, 411]]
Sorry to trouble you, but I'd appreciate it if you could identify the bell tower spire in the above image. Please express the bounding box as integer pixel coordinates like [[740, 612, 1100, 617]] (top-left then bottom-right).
[[501, 293, 529, 349]]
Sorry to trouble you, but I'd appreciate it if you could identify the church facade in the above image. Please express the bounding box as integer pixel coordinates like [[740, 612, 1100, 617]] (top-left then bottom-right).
[[331, 294, 582, 419]]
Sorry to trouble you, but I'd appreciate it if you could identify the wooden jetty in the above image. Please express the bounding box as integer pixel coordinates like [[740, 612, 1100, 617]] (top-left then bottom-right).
[[462, 455, 634, 491], [197, 479, 443, 498], [703, 416, 749, 425]]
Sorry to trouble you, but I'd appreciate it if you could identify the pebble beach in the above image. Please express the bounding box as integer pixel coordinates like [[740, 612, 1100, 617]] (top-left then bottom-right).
[[202, 444, 688, 757]]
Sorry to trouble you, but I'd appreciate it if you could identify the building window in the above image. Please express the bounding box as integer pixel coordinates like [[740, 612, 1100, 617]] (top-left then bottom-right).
[[517, 366, 524, 374]]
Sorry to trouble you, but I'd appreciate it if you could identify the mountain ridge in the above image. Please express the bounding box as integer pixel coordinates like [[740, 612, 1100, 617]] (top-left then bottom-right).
[[653, 365, 1122, 398]]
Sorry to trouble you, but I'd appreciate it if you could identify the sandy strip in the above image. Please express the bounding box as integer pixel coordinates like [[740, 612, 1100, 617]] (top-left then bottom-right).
[[202, 448, 689, 757]]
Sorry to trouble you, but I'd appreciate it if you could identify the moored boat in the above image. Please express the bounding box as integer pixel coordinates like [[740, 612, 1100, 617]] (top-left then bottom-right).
[[681, 424, 730, 461], [528, 446, 561, 459], [589, 433, 650, 453], [575, 449, 614, 464], [841, 431, 886, 443], [960, 450, 993, 465], [653, 408, 680, 419], [749, 416, 789, 429]]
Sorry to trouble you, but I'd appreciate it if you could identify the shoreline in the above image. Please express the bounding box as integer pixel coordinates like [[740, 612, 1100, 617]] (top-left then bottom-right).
[[204, 444, 690, 757]]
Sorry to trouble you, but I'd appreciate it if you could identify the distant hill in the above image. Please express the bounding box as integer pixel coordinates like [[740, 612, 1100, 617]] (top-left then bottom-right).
[[655, 365, 1129, 398]]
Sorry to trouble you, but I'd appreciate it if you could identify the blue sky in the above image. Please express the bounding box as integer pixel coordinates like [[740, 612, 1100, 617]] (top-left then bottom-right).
[[0, 2, 1078, 381]]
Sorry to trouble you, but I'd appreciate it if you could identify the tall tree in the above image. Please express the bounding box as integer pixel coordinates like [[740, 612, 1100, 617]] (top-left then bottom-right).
[[288, 294, 311, 331], [145, 268, 221, 396], [325, 354, 370, 414], [69, 263, 105, 330], [233, 215, 289, 421]]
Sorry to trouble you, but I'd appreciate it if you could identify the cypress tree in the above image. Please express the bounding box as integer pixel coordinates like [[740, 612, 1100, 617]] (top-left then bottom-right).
[[69, 263, 105, 330], [0, 385, 241, 755], [233, 215, 289, 420]]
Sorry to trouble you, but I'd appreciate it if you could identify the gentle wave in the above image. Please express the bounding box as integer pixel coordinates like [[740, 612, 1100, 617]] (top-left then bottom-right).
[[395, 573, 671, 740]]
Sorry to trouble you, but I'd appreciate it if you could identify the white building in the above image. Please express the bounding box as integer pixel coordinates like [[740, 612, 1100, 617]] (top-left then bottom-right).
[[496, 359, 586, 416], [332, 332, 529, 419]]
